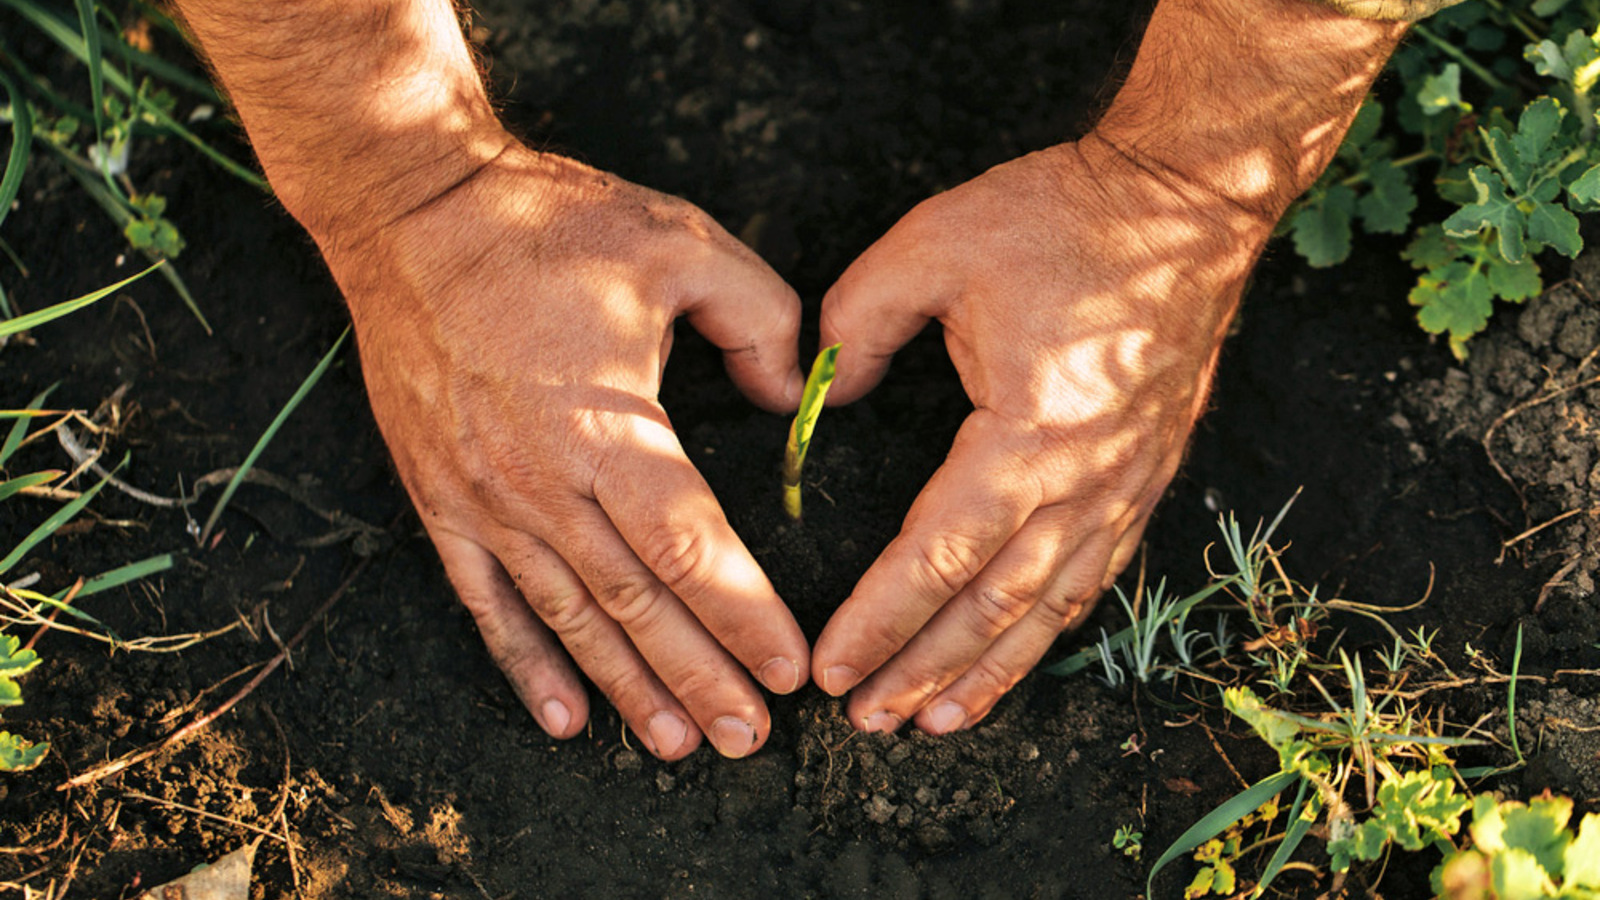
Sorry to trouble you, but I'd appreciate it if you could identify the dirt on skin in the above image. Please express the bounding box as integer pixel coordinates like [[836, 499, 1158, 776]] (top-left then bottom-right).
[[0, 1, 1596, 898]]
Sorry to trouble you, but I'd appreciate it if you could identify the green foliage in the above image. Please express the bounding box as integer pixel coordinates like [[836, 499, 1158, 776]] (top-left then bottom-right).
[[1113, 824, 1144, 861], [1436, 794, 1600, 899], [1284, 1, 1600, 359]]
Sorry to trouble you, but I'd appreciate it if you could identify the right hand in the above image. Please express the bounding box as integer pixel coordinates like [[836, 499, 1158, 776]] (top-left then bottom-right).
[[321, 142, 809, 760]]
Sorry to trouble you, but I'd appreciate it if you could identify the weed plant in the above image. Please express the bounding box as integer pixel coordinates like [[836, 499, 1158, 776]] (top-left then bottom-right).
[[1050, 494, 1552, 899], [1284, 0, 1600, 358]]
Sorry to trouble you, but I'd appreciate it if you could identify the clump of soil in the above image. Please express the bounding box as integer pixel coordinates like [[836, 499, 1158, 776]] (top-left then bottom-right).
[[1406, 250, 1600, 609]]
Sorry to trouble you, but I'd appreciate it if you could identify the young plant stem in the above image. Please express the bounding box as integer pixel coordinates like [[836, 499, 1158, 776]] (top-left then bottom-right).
[[1410, 24, 1511, 92], [782, 343, 840, 520]]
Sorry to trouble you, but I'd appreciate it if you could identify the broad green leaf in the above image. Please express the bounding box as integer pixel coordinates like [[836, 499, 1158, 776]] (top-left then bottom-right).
[[1511, 97, 1565, 170], [1444, 167, 1527, 263], [1371, 769, 1470, 851], [1412, 260, 1494, 358], [1566, 813, 1600, 889], [1530, 0, 1571, 16], [1224, 686, 1300, 751], [1471, 794, 1509, 854], [1481, 127, 1531, 194], [1340, 100, 1384, 161], [1527, 200, 1583, 258], [1290, 184, 1356, 267], [1526, 39, 1574, 81], [1418, 64, 1467, 116], [1486, 255, 1543, 302], [1330, 818, 1390, 871], [1402, 225, 1457, 270], [1438, 850, 1493, 898], [0, 732, 47, 771], [1569, 164, 1600, 206], [1492, 848, 1557, 900], [1562, 28, 1600, 94], [0, 634, 40, 678], [1359, 159, 1417, 234], [0, 677, 20, 707], [1502, 795, 1572, 876]]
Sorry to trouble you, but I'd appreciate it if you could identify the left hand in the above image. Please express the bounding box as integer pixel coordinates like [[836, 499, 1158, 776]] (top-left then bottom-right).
[[810, 134, 1278, 733]]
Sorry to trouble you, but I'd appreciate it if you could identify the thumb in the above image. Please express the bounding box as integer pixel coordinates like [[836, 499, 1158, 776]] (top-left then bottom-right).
[[680, 246, 805, 414], [819, 223, 954, 405]]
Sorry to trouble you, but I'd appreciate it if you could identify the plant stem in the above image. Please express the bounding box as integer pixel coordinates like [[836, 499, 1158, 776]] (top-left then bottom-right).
[[1411, 24, 1511, 93]]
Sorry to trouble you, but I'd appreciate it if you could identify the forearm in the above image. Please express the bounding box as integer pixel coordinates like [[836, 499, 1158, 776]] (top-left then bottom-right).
[[1093, 0, 1407, 222], [169, 0, 512, 244]]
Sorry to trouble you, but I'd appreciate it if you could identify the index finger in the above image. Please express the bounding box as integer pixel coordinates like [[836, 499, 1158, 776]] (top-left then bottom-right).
[[591, 410, 810, 693], [811, 410, 1040, 695]]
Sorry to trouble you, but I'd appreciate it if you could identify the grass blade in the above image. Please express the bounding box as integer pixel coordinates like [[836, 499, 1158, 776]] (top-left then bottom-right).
[[1146, 769, 1300, 899], [0, 261, 162, 339], [0, 455, 120, 577], [0, 470, 62, 501], [1043, 575, 1238, 676], [0, 383, 56, 468], [73, 0, 108, 173], [0, 67, 32, 237], [64, 552, 172, 600], [782, 342, 841, 520], [200, 327, 350, 543], [1508, 622, 1524, 765], [1252, 779, 1319, 898]]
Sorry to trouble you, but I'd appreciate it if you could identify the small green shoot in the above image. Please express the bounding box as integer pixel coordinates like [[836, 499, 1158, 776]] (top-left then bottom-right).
[[1113, 824, 1144, 861], [199, 327, 350, 544], [782, 342, 840, 521]]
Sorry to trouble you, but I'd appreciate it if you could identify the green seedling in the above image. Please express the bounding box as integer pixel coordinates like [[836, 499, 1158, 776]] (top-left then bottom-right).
[[782, 343, 840, 521], [1113, 824, 1144, 861]]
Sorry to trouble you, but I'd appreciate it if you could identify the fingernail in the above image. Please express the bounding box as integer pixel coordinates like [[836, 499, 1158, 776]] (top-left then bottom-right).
[[862, 710, 903, 733], [646, 711, 689, 757], [541, 698, 572, 736], [760, 657, 801, 694], [822, 665, 861, 696], [924, 701, 968, 735], [710, 716, 757, 759]]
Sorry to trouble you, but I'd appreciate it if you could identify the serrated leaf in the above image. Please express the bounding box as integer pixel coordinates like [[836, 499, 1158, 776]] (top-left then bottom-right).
[[1412, 260, 1493, 359], [1502, 795, 1573, 877], [1511, 97, 1565, 170], [1492, 848, 1558, 900], [1290, 184, 1356, 267], [0, 732, 47, 771], [1562, 28, 1600, 94], [1527, 200, 1583, 257], [1371, 770, 1471, 851], [1527, 38, 1576, 82], [1341, 100, 1384, 160], [1570, 164, 1600, 205], [1487, 255, 1542, 302], [0, 634, 39, 678], [1402, 225, 1457, 270], [1329, 818, 1391, 871], [1481, 127, 1531, 194], [1359, 159, 1417, 234], [1224, 686, 1301, 751], [1418, 64, 1467, 116], [1444, 167, 1527, 263], [1567, 813, 1600, 889]]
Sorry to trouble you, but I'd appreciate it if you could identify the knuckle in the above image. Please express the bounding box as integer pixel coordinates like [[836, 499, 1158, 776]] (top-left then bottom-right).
[[913, 533, 987, 600], [966, 653, 1024, 698], [638, 524, 717, 598], [594, 571, 672, 632], [964, 582, 1035, 637]]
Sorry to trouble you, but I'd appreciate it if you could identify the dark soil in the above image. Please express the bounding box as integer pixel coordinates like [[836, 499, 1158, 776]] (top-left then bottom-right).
[[1, 1, 1596, 898]]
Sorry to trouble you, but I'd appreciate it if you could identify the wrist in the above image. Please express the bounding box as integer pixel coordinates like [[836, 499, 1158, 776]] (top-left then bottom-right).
[[173, 0, 514, 245], [1093, 0, 1405, 219]]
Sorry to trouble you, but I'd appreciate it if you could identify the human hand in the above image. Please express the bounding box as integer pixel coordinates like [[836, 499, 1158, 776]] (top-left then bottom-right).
[[811, 136, 1280, 733], [325, 144, 809, 759]]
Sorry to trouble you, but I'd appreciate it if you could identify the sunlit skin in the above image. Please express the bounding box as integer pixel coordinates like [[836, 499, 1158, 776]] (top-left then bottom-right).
[[170, 0, 1405, 756]]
